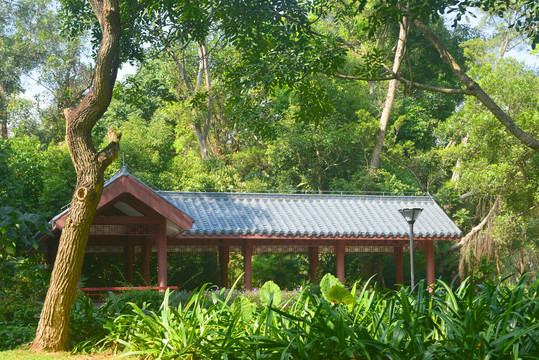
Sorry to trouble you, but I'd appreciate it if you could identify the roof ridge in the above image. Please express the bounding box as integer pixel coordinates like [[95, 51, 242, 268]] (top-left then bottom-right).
[[157, 191, 433, 200]]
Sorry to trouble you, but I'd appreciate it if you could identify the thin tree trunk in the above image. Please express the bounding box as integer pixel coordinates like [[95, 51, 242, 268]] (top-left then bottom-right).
[[370, 18, 408, 170], [1, 106, 7, 140], [451, 134, 468, 183], [495, 246, 501, 277], [197, 41, 213, 160], [31, 0, 121, 351], [195, 121, 210, 159], [167, 41, 213, 160], [519, 248, 525, 273], [0, 84, 8, 140]]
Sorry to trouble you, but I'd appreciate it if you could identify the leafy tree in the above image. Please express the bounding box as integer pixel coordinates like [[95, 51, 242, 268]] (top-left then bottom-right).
[[441, 58, 538, 278], [0, 206, 50, 258], [36, 37, 93, 144], [0, 137, 45, 213], [0, 0, 51, 139], [253, 254, 309, 289], [0, 207, 51, 351], [5, 97, 41, 137], [382, 1, 539, 150]]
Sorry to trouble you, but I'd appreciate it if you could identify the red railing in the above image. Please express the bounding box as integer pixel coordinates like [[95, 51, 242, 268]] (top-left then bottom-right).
[[79, 286, 179, 302]]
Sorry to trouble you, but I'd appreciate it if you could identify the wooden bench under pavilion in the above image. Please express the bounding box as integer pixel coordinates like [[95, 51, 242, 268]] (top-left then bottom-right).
[[38, 168, 462, 290]]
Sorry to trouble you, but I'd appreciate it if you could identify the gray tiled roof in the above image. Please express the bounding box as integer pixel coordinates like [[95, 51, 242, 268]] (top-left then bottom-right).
[[158, 191, 462, 239], [48, 169, 462, 239]]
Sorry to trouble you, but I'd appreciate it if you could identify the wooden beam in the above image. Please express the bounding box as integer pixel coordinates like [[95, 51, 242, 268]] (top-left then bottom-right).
[[87, 236, 145, 246], [93, 216, 161, 225], [169, 237, 415, 247], [54, 174, 194, 232], [124, 237, 135, 285]]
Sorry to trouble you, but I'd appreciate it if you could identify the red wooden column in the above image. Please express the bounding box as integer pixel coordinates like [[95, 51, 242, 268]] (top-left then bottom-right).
[[141, 237, 151, 285], [424, 240, 435, 287], [335, 241, 345, 283], [157, 220, 168, 288], [393, 246, 403, 289], [219, 245, 230, 288], [124, 237, 135, 285], [308, 246, 319, 284], [243, 239, 253, 290]]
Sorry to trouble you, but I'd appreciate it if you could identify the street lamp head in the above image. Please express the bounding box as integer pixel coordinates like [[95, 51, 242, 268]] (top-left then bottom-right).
[[398, 208, 423, 225]]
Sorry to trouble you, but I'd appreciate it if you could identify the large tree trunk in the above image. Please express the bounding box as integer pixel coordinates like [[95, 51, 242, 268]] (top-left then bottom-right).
[[31, 0, 120, 352], [370, 18, 408, 170]]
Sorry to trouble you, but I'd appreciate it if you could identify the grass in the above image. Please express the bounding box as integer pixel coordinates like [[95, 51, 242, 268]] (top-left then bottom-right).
[[0, 348, 137, 360]]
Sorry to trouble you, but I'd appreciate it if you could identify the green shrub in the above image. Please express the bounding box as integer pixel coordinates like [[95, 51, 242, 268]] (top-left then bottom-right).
[[71, 275, 539, 359], [0, 324, 36, 351]]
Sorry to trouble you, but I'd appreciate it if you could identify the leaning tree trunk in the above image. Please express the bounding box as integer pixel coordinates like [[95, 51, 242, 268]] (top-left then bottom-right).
[[370, 18, 407, 170], [31, 0, 121, 352], [412, 18, 539, 152]]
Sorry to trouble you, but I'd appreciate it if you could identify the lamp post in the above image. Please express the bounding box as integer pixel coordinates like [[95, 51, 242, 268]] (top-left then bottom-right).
[[398, 208, 423, 288]]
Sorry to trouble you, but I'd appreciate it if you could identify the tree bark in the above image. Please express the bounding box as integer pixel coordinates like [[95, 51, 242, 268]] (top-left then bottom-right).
[[370, 18, 407, 170], [0, 83, 8, 140], [1, 104, 7, 140], [31, 0, 120, 352]]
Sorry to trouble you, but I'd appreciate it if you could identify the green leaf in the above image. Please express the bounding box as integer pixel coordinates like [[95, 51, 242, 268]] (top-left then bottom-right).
[[320, 273, 343, 302], [327, 284, 355, 305], [231, 295, 254, 323], [260, 280, 282, 307]]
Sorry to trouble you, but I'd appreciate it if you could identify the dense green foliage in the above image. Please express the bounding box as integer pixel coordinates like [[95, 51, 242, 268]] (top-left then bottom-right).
[[0, 206, 51, 350], [65, 274, 539, 359]]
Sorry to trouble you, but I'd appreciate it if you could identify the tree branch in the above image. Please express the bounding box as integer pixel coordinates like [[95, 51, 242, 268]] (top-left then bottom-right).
[[97, 128, 121, 168], [383, 153, 426, 192], [413, 18, 539, 152], [394, 73, 474, 95], [333, 73, 395, 81], [333, 71, 474, 95]]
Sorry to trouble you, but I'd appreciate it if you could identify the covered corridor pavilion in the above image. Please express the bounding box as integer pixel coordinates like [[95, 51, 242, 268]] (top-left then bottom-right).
[[40, 169, 462, 289]]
